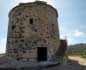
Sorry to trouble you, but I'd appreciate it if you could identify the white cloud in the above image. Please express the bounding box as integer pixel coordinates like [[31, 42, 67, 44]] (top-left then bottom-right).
[[0, 38, 6, 54], [67, 37, 75, 45], [74, 30, 84, 37]]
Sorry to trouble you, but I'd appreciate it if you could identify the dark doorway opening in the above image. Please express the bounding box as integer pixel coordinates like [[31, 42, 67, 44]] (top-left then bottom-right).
[[37, 47, 47, 61]]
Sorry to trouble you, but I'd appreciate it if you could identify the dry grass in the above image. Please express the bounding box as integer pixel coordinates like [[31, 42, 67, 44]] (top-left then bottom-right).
[[68, 56, 86, 65]]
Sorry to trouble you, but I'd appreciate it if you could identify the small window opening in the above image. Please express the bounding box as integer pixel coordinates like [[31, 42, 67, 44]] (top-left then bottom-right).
[[20, 39, 24, 42], [12, 25, 16, 30], [29, 18, 33, 24]]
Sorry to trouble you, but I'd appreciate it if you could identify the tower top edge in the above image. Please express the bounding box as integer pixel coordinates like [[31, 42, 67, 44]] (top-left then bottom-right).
[[20, 1, 47, 5], [9, 1, 58, 17]]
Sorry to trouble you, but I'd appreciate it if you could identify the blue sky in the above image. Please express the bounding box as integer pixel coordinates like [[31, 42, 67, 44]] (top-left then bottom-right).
[[0, 0, 86, 53]]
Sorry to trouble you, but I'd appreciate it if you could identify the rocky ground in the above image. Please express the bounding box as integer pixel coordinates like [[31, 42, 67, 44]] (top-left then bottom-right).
[[0, 60, 85, 70], [41, 60, 85, 70], [41, 56, 86, 70], [0, 55, 86, 70]]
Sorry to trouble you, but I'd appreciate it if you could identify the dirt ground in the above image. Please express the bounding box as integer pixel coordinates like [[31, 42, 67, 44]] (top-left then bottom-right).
[[41, 56, 86, 70], [68, 56, 86, 65], [0, 55, 86, 70], [41, 61, 85, 70]]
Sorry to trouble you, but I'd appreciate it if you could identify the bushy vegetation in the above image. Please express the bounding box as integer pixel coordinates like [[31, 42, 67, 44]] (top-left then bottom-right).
[[67, 44, 86, 58]]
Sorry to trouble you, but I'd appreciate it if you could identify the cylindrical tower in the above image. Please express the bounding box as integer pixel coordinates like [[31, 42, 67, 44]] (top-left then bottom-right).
[[6, 1, 60, 62]]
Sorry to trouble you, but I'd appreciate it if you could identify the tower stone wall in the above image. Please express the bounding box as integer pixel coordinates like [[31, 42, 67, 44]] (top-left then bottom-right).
[[6, 1, 60, 62]]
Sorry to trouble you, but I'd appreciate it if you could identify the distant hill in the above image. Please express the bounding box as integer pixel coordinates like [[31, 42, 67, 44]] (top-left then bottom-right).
[[67, 44, 86, 57]]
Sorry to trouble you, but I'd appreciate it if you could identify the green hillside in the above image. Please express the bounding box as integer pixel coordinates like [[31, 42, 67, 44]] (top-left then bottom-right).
[[67, 44, 86, 58]]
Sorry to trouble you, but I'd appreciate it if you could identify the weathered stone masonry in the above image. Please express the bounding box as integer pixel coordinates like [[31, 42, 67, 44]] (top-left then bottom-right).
[[6, 1, 60, 62]]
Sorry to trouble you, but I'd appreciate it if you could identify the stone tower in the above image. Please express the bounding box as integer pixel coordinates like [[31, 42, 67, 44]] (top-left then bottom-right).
[[6, 1, 60, 62]]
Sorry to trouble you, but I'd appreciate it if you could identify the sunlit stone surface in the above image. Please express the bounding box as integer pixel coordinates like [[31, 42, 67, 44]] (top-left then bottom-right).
[[6, 1, 60, 62]]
